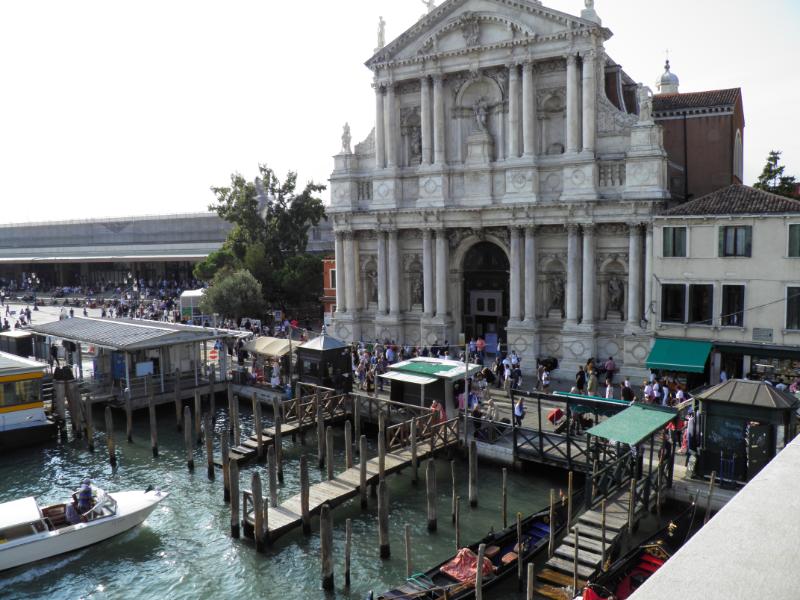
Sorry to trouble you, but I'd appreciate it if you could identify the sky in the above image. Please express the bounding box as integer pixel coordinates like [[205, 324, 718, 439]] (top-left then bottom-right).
[[1, 0, 798, 223]]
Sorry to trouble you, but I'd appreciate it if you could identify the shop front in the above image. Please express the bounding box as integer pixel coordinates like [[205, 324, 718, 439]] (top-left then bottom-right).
[[646, 338, 712, 391]]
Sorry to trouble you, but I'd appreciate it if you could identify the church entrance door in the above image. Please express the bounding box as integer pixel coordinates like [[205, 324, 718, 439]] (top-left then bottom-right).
[[461, 242, 509, 352]]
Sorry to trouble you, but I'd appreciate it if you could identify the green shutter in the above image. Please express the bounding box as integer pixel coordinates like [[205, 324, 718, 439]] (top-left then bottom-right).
[[719, 227, 725, 257], [663, 228, 673, 257], [676, 227, 687, 257], [789, 225, 800, 258], [744, 226, 752, 257]]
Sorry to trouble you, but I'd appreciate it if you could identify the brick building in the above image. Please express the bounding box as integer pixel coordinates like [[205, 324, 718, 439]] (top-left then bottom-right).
[[321, 256, 336, 326]]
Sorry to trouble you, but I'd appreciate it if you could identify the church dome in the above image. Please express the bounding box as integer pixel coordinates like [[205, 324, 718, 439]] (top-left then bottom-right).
[[656, 60, 679, 94]]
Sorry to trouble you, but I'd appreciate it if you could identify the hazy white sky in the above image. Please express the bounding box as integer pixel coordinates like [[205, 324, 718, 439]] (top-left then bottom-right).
[[1, 0, 797, 223]]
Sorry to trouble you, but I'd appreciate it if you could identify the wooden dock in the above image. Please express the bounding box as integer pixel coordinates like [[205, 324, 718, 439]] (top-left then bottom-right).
[[241, 417, 459, 544]]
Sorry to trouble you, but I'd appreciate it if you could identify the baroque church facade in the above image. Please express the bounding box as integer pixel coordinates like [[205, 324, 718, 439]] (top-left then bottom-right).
[[330, 0, 669, 377]]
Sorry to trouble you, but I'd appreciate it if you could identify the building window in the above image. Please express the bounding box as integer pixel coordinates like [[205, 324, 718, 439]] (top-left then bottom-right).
[[663, 226, 687, 257], [329, 269, 336, 289], [721, 285, 745, 326], [688, 284, 714, 325], [789, 225, 800, 258], [788, 287, 800, 330], [311, 227, 321, 241], [719, 226, 752, 257], [661, 284, 686, 323]]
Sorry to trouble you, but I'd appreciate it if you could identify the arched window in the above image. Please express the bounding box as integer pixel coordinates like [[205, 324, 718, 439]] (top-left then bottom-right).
[[734, 129, 743, 182]]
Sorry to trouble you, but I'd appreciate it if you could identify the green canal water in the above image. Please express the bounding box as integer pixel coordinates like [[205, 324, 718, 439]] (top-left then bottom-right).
[[0, 406, 569, 600]]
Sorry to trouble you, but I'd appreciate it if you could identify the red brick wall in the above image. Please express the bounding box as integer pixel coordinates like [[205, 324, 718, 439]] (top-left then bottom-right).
[[321, 256, 336, 314]]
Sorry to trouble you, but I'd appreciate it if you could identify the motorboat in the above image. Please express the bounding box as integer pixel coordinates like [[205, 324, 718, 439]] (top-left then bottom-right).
[[0, 351, 56, 450], [0, 487, 168, 571]]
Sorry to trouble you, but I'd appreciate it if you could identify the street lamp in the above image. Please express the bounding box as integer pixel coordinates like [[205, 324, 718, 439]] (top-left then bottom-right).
[[27, 273, 40, 311], [126, 272, 140, 316]]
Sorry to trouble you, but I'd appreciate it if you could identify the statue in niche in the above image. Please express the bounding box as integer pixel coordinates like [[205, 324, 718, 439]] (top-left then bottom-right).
[[411, 273, 423, 305], [473, 97, 489, 133], [341, 122, 352, 154], [637, 84, 653, 123], [608, 276, 624, 311], [549, 275, 565, 310], [367, 269, 378, 304], [461, 14, 480, 47], [410, 127, 422, 161], [377, 16, 386, 50]]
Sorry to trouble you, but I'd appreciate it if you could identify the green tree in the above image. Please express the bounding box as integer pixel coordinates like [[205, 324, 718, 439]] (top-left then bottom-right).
[[199, 269, 266, 323], [193, 246, 240, 281], [754, 150, 799, 198], [274, 254, 324, 307]]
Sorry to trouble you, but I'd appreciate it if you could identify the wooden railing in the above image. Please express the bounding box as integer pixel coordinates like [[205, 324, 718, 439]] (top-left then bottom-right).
[[350, 392, 431, 426], [386, 412, 436, 452], [464, 416, 515, 447]]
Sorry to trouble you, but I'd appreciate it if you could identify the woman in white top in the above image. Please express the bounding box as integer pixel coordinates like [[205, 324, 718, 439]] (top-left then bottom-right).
[[541, 369, 551, 392], [605, 378, 614, 399]]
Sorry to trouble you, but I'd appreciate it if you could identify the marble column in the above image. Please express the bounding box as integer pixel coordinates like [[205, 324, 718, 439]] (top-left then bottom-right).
[[522, 61, 536, 157], [435, 228, 448, 317], [627, 224, 643, 326], [420, 76, 432, 166], [433, 75, 446, 166], [385, 83, 397, 168], [644, 223, 654, 326], [581, 224, 596, 324], [509, 226, 522, 321], [422, 229, 434, 317], [374, 84, 385, 169], [507, 64, 520, 159], [523, 226, 537, 324], [566, 224, 580, 324], [566, 54, 580, 154], [344, 231, 357, 314], [581, 50, 596, 153], [377, 230, 388, 315], [334, 231, 346, 312], [388, 229, 400, 316]]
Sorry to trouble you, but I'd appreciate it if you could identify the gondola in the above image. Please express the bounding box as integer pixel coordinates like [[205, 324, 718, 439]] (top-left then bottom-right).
[[580, 502, 698, 600], [369, 489, 584, 600]]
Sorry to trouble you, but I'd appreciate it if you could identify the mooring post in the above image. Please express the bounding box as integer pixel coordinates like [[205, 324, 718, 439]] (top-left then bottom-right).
[[326, 425, 334, 481], [125, 388, 133, 443], [548, 489, 555, 558], [410, 418, 419, 484], [572, 527, 580, 593], [378, 479, 390, 559], [426, 458, 437, 531], [174, 369, 182, 431], [455, 495, 461, 550], [475, 543, 486, 600], [205, 412, 214, 480], [222, 428, 230, 502], [450, 459, 457, 524], [704, 470, 717, 525], [567, 470, 574, 527], [272, 397, 283, 481], [252, 471, 265, 552], [149, 390, 158, 458], [268, 445, 278, 508], [359, 435, 368, 509], [516, 512, 523, 588], [502, 468, 508, 529], [353, 397, 361, 454], [299, 454, 311, 534], [378, 421, 386, 482], [468, 440, 478, 507], [184, 406, 194, 471], [320, 504, 334, 591], [316, 402, 325, 469], [254, 394, 264, 460], [194, 390, 202, 444], [404, 523, 412, 578], [54, 381, 66, 429], [601, 498, 607, 571], [104, 406, 116, 467], [209, 369, 216, 418], [526, 562, 535, 600], [345, 419, 353, 469], [83, 398, 94, 452], [345, 517, 353, 587], [230, 458, 240, 538]]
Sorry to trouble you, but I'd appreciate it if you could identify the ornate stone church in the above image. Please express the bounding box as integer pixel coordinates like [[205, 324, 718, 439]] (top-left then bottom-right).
[[330, 0, 669, 377]]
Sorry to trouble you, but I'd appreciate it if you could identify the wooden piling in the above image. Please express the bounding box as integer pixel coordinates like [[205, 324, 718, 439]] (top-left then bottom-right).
[[209, 369, 216, 418], [125, 389, 133, 443], [502, 468, 508, 529], [230, 458, 240, 538], [345, 420, 353, 469], [628, 477, 636, 534], [404, 523, 412, 577], [450, 460, 456, 524], [475, 543, 486, 600], [353, 397, 361, 454], [320, 504, 334, 591], [205, 412, 214, 480], [378, 423, 386, 482], [54, 381, 66, 428], [254, 394, 264, 460], [229, 384, 240, 446], [600, 499, 607, 571], [572, 527, 580, 593], [704, 470, 717, 525], [378, 479, 390, 559], [567, 470, 574, 527], [149, 390, 158, 458], [272, 397, 283, 481], [359, 435, 368, 509], [83, 398, 94, 451], [526, 563, 535, 600], [174, 369, 182, 431], [252, 471, 265, 552], [345, 517, 353, 587], [316, 403, 325, 469], [410, 419, 419, 484], [194, 390, 202, 444], [426, 458, 437, 531], [656, 461, 662, 517], [222, 428, 230, 502], [184, 406, 194, 471], [268, 445, 278, 508], [300, 454, 311, 534], [516, 512, 523, 588], [468, 440, 478, 507], [454, 495, 461, 550], [548, 489, 555, 558], [326, 425, 334, 481], [104, 406, 116, 467]]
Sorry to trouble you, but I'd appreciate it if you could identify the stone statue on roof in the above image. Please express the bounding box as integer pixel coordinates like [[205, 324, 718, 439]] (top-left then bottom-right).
[[422, 0, 436, 13], [585, 0, 594, 8], [377, 16, 386, 50], [341, 122, 352, 154]]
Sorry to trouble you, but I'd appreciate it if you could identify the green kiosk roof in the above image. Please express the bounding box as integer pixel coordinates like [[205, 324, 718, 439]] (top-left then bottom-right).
[[587, 404, 677, 446], [646, 338, 712, 373]]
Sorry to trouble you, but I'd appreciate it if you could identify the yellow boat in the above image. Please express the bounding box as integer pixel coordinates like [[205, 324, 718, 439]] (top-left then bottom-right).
[[0, 351, 55, 449]]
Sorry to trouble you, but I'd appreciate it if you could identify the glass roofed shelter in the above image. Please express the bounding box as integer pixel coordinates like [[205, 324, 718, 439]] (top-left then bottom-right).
[[383, 357, 482, 415]]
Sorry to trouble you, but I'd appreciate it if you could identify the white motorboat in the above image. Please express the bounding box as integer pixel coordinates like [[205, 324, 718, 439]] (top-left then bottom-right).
[[0, 487, 168, 571]]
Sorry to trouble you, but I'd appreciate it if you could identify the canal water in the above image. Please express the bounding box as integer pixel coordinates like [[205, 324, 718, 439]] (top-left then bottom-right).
[[0, 406, 569, 600]]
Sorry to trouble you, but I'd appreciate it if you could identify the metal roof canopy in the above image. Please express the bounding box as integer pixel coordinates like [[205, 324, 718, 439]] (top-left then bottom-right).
[[298, 334, 348, 352], [378, 371, 438, 386], [0, 350, 47, 377], [587, 404, 677, 446], [390, 357, 482, 380], [694, 379, 798, 410], [29, 317, 245, 352], [0, 497, 42, 529], [647, 338, 712, 373], [244, 336, 292, 358]]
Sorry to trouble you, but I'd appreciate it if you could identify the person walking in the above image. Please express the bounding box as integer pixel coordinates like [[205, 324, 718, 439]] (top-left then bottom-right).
[[605, 377, 614, 399], [513, 397, 526, 427], [587, 369, 598, 396], [575, 366, 587, 394]]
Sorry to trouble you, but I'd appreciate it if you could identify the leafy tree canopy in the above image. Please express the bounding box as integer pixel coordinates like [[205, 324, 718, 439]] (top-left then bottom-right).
[[199, 269, 266, 324], [754, 150, 799, 199]]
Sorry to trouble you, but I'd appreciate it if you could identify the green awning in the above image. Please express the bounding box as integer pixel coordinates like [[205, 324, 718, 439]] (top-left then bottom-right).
[[587, 404, 677, 446], [646, 339, 712, 373]]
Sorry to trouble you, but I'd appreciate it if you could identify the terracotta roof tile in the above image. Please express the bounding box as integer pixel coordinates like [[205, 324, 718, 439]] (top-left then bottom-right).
[[661, 184, 800, 216], [654, 88, 741, 112]]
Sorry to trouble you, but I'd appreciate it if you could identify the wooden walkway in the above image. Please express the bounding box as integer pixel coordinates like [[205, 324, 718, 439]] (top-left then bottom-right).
[[241, 417, 459, 544]]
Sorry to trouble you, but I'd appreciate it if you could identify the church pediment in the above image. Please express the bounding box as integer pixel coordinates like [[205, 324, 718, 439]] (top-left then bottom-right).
[[367, 0, 602, 68]]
